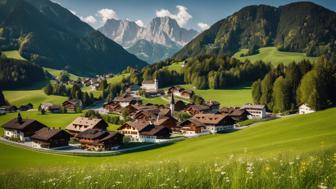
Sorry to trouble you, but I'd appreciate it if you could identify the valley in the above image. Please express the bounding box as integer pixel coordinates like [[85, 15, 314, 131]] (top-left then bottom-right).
[[0, 0, 335, 188]]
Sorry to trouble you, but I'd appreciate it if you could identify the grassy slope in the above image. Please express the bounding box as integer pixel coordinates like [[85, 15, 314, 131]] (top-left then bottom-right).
[[233, 47, 319, 66], [181, 84, 252, 107], [0, 107, 335, 170], [166, 61, 183, 73], [44, 67, 80, 81], [3, 90, 68, 108], [1, 50, 26, 61], [107, 73, 130, 85], [142, 96, 167, 105]]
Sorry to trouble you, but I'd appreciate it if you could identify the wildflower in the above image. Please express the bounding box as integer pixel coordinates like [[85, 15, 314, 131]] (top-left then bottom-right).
[[84, 176, 92, 180], [289, 161, 294, 165], [115, 181, 122, 185], [318, 182, 327, 189]]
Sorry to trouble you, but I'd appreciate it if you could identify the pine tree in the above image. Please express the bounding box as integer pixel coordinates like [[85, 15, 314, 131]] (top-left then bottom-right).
[[0, 89, 6, 106], [252, 80, 262, 104], [272, 76, 291, 113]]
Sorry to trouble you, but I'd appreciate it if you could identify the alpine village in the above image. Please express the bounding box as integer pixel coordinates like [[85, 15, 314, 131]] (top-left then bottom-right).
[[0, 0, 336, 188]]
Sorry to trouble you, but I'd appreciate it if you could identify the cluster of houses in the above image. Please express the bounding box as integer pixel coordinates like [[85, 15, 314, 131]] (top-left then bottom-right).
[[2, 113, 123, 151], [82, 74, 113, 90]]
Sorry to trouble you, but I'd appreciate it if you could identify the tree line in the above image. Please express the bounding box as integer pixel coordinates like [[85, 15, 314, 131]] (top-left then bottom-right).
[[44, 82, 96, 106], [252, 58, 336, 113], [0, 54, 46, 89]]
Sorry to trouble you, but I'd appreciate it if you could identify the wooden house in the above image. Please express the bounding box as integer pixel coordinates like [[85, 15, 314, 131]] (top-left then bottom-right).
[[62, 99, 82, 112], [31, 128, 71, 148], [113, 94, 142, 108], [118, 120, 171, 143], [185, 105, 211, 116], [2, 113, 47, 141], [76, 129, 124, 151], [220, 107, 250, 121], [192, 113, 235, 133], [179, 118, 208, 137], [241, 104, 266, 119], [66, 117, 108, 136]]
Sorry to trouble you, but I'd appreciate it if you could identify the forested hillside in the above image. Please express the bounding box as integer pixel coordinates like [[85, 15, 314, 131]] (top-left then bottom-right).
[[0, 0, 147, 76], [174, 2, 336, 60]]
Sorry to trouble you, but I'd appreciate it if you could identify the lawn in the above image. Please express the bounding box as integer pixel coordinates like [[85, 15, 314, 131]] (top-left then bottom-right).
[[1, 50, 26, 61], [233, 47, 319, 66], [166, 61, 184, 73], [107, 73, 130, 85], [181, 84, 252, 107], [3, 89, 68, 108], [81, 86, 102, 98], [142, 96, 168, 105], [0, 107, 335, 169], [0, 108, 335, 188]]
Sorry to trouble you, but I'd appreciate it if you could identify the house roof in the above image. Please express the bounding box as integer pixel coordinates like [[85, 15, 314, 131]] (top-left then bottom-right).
[[189, 105, 210, 111], [2, 118, 45, 131], [142, 80, 156, 84], [180, 118, 206, 127], [140, 125, 170, 136], [66, 117, 107, 132], [76, 129, 121, 143], [241, 104, 265, 110], [192, 113, 229, 125], [114, 94, 141, 102], [31, 128, 70, 141], [120, 120, 152, 132], [63, 99, 82, 105]]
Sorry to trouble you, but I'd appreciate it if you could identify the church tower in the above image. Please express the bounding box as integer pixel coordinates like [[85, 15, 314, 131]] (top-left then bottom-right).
[[170, 92, 175, 116]]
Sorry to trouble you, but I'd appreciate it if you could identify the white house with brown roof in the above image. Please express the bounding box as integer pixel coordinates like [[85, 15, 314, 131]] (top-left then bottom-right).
[[141, 79, 158, 92], [118, 120, 170, 143], [241, 104, 266, 119], [66, 117, 108, 135], [192, 113, 235, 134], [299, 103, 315, 114]]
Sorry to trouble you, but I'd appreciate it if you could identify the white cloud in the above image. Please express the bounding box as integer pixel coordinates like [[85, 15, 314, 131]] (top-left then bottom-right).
[[135, 19, 145, 27], [80, 15, 97, 25], [156, 5, 192, 27], [197, 22, 210, 31], [97, 8, 118, 23]]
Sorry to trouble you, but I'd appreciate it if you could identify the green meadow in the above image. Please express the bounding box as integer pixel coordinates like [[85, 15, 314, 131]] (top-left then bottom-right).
[[233, 47, 319, 66], [1, 50, 26, 61], [181, 84, 252, 107], [44, 67, 80, 81], [3, 89, 68, 108], [0, 108, 335, 188]]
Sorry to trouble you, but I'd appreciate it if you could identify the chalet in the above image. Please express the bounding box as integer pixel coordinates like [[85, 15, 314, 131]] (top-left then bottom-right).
[[126, 84, 141, 96], [41, 103, 53, 111], [185, 105, 211, 115], [179, 118, 208, 137], [113, 94, 142, 108], [48, 105, 62, 113], [31, 128, 71, 148], [167, 87, 194, 99], [66, 117, 108, 136], [76, 129, 124, 151], [118, 120, 171, 143], [180, 90, 194, 99], [141, 79, 158, 92], [62, 99, 82, 112], [18, 103, 33, 111], [2, 113, 47, 141], [241, 104, 266, 119], [174, 100, 186, 111], [103, 102, 121, 113], [299, 103, 315, 114], [192, 113, 235, 133], [154, 115, 178, 131], [220, 107, 250, 121], [206, 101, 220, 113]]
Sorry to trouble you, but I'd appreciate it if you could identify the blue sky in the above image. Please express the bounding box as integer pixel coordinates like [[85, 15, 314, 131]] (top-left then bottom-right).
[[52, 0, 336, 31]]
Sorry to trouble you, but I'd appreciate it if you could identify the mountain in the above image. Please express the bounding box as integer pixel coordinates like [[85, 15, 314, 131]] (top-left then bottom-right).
[[98, 17, 198, 63], [174, 2, 336, 59], [0, 0, 147, 76]]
